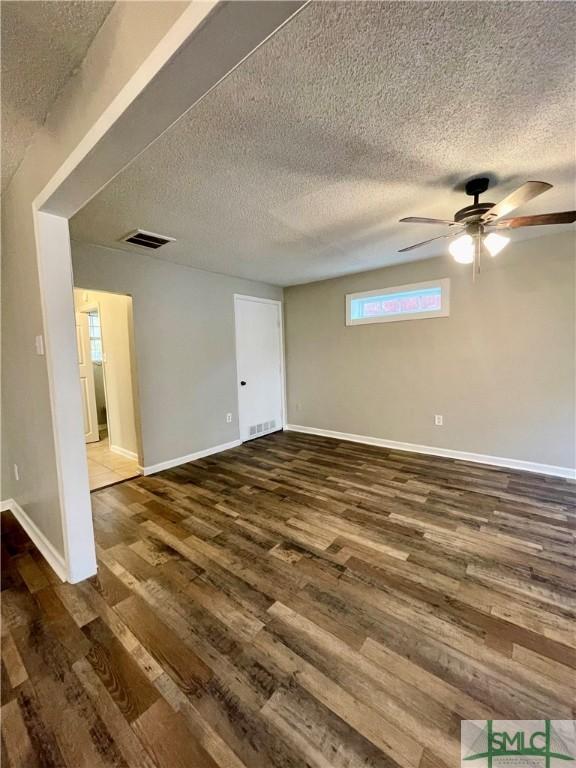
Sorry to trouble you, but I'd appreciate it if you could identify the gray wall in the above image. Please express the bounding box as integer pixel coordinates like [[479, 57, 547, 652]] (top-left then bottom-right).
[[285, 231, 575, 469], [0, 2, 189, 554], [71, 241, 282, 468]]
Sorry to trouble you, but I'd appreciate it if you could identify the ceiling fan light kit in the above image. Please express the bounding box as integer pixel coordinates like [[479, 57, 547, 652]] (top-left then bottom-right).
[[448, 234, 474, 264], [399, 177, 575, 278], [483, 232, 510, 257]]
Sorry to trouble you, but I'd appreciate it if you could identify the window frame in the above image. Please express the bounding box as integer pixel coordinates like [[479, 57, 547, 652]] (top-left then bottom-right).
[[345, 278, 450, 326], [87, 310, 103, 363]]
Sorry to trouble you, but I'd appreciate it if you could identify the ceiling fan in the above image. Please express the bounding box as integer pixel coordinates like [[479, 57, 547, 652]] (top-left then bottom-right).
[[398, 177, 576, 274]]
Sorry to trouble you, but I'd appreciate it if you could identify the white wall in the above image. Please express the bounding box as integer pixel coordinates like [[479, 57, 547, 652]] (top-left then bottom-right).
[[71, 241, 282, 469], [285, 232, 575, 472], [74, 289, 140, 458], [1, 2, 189, 553]]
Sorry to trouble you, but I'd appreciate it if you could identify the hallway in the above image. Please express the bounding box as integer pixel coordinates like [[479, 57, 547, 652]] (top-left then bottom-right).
[[86, 437, 140, 491]]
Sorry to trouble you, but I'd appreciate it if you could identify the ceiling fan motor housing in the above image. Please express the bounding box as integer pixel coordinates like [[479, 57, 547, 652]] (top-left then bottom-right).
[[454, 202, 495, 223]]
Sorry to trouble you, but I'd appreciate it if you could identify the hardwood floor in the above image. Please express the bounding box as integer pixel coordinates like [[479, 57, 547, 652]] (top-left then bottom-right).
[[2, 430, 575, 768]]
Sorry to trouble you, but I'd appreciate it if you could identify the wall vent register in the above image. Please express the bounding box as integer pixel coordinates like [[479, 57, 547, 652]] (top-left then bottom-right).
[[346, 279, 450, 325], [119, 229, 176, 249], [249, 420, 277, 437]]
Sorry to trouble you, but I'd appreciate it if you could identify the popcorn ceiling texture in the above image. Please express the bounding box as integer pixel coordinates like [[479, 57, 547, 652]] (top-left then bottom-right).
[[68, 1, 574, 286], [1, 0, 113, 191]]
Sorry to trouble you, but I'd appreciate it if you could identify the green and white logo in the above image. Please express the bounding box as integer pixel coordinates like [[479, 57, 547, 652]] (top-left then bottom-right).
[[461, 721, 575, 768]]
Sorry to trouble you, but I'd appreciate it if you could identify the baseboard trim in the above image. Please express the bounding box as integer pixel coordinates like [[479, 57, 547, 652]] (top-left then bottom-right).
[[109, 444, 139, 461], [139, 439, 242, 476], [285, 425, 576, 479], [0, 498, 67, 581]]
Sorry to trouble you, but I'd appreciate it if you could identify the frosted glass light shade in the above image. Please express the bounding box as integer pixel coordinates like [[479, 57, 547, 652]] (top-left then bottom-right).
[[484, 232, 510, 257], [449, 234, 474, 264]]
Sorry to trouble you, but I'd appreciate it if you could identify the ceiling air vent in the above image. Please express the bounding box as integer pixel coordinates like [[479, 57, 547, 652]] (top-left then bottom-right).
[[120, 229, 176, 250]]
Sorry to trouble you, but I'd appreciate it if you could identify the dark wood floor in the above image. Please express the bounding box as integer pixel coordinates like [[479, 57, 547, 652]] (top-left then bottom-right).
[[2, 431, 575, 768]]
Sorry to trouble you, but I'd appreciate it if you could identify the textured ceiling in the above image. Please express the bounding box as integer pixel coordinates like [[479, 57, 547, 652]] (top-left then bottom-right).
[[1, 0, 113, 191], [70, 1, 576, 286]]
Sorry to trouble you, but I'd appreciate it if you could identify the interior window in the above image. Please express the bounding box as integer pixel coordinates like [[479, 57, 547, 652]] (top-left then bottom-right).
[[88, 311, 103, 363]]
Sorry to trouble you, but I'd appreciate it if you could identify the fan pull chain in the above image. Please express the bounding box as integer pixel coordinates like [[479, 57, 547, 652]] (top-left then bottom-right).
[[473, 231, 482, 281]]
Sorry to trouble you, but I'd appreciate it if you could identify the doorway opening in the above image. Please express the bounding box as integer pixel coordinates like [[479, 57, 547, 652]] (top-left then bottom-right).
[[75, 288, 142, 490]]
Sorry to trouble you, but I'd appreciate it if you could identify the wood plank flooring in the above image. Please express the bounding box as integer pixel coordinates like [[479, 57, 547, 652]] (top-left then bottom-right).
[[2, 430, 575, 767]]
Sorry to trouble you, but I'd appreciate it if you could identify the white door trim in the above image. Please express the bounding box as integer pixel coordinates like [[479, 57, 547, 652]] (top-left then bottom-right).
[[233, 294, 287, 439], [26, 4, 306, 582], [76, 310, 100, 443], [33, 211, 97, 583]]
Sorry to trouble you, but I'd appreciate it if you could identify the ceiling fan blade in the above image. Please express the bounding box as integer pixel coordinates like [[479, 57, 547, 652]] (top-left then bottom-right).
[[399, 217, 455, 225], [490, 211, 576, 229], [398, 233, 454, 253], [481, 181, 553, 223]]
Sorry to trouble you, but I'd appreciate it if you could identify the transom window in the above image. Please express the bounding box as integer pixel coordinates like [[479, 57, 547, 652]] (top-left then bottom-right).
[[346, 279, 450, 326]]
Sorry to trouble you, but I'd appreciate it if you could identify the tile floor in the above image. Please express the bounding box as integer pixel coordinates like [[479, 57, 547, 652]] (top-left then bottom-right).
[[85, 436, 140, 490]]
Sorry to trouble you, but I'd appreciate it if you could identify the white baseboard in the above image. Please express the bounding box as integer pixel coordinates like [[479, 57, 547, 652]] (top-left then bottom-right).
[[139, 439, 242, 476], [109, 444, 139, 461], [285, 425, 576, 480], [0, 498, 67, 581]]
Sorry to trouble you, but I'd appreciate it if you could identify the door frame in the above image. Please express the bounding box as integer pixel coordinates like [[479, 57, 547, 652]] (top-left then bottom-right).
[[27, 3, 307, 583], [233, 294, 287, 442]]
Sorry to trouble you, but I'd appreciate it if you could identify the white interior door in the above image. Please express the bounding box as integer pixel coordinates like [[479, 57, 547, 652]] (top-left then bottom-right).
[[76, 312, 99, 443], [235, 297, 284, 442]]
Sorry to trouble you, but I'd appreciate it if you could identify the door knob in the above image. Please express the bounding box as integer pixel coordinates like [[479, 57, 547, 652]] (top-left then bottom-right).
[[240, 380, 247, 386]]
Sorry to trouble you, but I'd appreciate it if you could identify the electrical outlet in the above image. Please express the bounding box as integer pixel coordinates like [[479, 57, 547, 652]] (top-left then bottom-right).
[[434, 414, 443, 426], [226, 413, 232, 423], [13, 464, 19, 481]]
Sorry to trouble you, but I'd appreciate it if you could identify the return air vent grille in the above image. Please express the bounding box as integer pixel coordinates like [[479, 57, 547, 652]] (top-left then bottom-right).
[[120, 229, 176, 249], [249, 419, 277, 437]]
